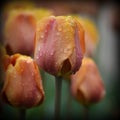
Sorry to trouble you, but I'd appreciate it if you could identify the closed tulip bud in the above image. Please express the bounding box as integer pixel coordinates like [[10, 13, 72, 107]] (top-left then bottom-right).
[[1, 54, 44, 108], [3, 9, 53, 55], [2, 1, 35, 21], [0, 45, 7, 90], [34, 16, 85, 77], [75, 17, 99, 57], [71, 57, 105, 106]]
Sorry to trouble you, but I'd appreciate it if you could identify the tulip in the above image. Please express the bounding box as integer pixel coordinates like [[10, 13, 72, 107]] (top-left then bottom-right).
[[2, 1, 35, 20], [71, 57, 105, 106], [0, 44, 7, 91], [34, 16, 85, 77], [75, 16, 99, 57], [3, 9, 53, 55], [1, 54, 44, 108]]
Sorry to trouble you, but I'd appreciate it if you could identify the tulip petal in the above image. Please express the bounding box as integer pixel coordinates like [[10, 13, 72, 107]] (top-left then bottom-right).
[[34, 16, 85, 77], [71, 57, 105, 105], [2, 54, 44, 108]]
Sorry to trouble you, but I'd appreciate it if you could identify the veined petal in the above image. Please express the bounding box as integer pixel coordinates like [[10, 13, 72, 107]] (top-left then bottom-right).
[[1, 54, 44, 108], [34, 16, 85, 77], [71, 57, 105, 105]]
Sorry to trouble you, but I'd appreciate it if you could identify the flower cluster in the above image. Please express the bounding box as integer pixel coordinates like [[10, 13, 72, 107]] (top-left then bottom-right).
[[0, 2, 105, 116]]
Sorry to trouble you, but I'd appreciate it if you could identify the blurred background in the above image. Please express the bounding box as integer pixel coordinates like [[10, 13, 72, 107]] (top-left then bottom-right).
[[0, 1, 120, 120]]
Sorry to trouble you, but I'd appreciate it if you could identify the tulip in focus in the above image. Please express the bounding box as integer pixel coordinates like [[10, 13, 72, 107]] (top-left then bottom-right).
[[71, 57, 105, 106], [3, 9, 53, 55], [34, 16, 85, 77], [1, 54, 44, 108]]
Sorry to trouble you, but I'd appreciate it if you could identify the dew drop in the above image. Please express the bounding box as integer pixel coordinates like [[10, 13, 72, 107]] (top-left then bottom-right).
[[58, 27, 62, 32], [50, 52, 54, 56], [65, 36, 69, 39], [31, 72, 34, 77], [13, 74, 17, 79], [56, 32, 60, 36], [45, 30, 47, 33], [63, 48, 71, 53], [39, 52, 42, 57], [40, 34, 44, 38], [36, 56, 39, 60]]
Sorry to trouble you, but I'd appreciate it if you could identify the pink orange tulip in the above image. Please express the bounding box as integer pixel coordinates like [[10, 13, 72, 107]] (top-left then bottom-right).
[[71, 57, 105, 105], [34, 16, 85, 77], [1, 54, 44, 108]]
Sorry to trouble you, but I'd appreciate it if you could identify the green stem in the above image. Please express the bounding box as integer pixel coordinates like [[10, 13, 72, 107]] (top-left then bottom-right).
[[66, 81, 72, 119], [54, 76, 62, 120], [19, 109, 26, 120], [83, 106, 89, 120]]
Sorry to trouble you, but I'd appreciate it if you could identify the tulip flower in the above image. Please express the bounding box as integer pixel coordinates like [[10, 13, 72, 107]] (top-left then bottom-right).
[[2, 1, 35, 20], [1, 54, 44, 108], [75, 16, 99, 57], [0, 44, 7, 91], [3, 9, 53, 55], [71, 57, 105, 106], [34, 16, 85, 77]]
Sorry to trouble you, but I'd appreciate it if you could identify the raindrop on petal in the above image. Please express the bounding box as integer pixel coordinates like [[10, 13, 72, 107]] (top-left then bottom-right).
[[56, 32, 60, 36]]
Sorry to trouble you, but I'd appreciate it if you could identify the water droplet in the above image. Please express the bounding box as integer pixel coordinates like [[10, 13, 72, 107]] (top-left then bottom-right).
[[56, 32, 60, 36], [20, 68, 24, 73], [63, 48, 71, 53], [45, 30, 47, 33], [36, 56, 39, 60], [63, 49, 67, 53], [38, 48, 40, 53], [58, 27, 62, 32], [39, 52, 42, 57], [50, 52, 54, 56], [31, 72, 34, 77], [65, 36, 69, 39], [40, 34, 44, 38], [13, 74, 17, 79], [26, 60, 30, 64]]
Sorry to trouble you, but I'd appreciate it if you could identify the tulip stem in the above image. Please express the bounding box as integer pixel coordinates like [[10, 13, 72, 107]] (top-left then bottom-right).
[[83, 106, 89, 120], [19, 109, 26, 120], [55, 76, 62, 120], [66, 81, 72, 119]]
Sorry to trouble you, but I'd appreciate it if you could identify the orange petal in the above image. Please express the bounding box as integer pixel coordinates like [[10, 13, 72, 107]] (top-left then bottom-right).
[[1, 54, 44, 108], [71, 57, 105, 105], [34, 16, 85, 77]]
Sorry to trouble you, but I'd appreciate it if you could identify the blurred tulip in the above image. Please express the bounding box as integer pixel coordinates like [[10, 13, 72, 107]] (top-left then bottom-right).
[[34, 16, 85, 77], [76, 16, 99, 57], [2, 1, 35, 21], [0, 44, 6, 91], [1, 54, 44, 108], [71, 57, 105, 106], [3, 9, 53, 55]]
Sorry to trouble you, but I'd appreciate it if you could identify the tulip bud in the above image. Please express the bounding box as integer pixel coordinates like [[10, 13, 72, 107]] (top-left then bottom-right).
[[71, 57, 105, 106], [75, 16, 99, 57], [2, 1, 35, 21], [34, 16, 85, 77], [3, 9, 53, 55], [1, 54, 44, 108], [0, 44, 7, 91]]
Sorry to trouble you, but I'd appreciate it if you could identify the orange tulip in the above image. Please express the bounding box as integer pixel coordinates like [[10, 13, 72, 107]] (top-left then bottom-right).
[[3, 9, 53, 55], [71, 57, 105, 106], [76, 17, 99, 57], [1, 54, 44, 108], [0, 45, 6, 90], [34, 16, 85, 77]]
